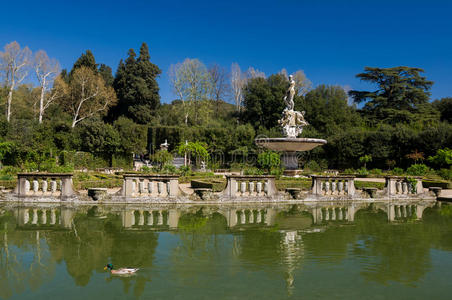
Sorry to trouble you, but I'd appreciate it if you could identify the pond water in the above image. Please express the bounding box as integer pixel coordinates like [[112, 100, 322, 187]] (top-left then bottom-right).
[[1, 201, 452, 300]]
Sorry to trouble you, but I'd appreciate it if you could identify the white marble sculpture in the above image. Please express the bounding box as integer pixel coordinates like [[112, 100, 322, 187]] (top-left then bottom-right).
[[279, 74, 308, 138]]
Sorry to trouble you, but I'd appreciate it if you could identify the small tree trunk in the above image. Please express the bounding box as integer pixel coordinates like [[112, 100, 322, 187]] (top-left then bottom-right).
[[6, 87, 13, 122], [39, 86, 45, 124]]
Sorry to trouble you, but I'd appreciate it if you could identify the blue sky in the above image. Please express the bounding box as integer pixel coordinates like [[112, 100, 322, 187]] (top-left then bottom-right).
[[1, 0, 451, 103]]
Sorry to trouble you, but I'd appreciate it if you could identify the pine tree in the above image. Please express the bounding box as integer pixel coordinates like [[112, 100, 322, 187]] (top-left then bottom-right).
[[70, 50, 97, 77]]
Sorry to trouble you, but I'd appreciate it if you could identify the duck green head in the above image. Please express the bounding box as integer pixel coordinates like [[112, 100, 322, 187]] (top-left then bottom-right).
[[104, 264, 113, 270]]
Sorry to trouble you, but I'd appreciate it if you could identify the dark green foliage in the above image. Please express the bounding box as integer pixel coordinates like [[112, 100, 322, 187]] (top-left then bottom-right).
[[98, 64, 114, 86], [113, 117, 147, 155], [241, 74, 287, 129], [76, 120, 120, 167], [433, 97, 452, 123], [70, 50, 98, 76], [349, 67, 433, 124], [111, 43, 161, 124]]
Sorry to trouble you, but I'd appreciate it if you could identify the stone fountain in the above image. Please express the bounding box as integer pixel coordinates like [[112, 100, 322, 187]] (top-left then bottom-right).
[[255, 74, 327, 175]]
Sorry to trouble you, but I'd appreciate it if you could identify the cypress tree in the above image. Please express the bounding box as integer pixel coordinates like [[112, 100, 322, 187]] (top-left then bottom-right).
[[111, 43, 161, 124]]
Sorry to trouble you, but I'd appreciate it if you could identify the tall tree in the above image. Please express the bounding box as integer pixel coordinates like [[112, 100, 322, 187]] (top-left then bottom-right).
[[70, 50, 97, 76], [62, 66, 117, 127], [0, 41, 31, 122], [112, 43, 161, 124], [169, 58, 212, 125], [230, 63, 246, 112], [33, 50, 61, 123], [349, 66, 433, 123], [242, 74, 287, 129], [208, 64, 229, 113], [98, 64, 114, 86]]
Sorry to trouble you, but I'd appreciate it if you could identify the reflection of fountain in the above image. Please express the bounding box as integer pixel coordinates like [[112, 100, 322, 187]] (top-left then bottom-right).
[[255, 74, 326, 175], [280, 230, 304, 296]]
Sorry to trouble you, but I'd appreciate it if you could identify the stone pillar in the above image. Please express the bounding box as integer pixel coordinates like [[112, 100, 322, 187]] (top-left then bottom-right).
[[61, 176, 75, 198], [256, 182, 262, 194]]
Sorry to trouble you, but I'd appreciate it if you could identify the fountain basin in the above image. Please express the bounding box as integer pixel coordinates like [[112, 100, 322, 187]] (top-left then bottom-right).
[[255, 138, 327, 152]]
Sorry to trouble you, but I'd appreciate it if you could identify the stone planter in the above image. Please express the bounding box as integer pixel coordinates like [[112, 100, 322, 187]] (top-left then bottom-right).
[[363, 187, 378, 198], [286, 188, 301, 199], [88, 188, 108, 201]]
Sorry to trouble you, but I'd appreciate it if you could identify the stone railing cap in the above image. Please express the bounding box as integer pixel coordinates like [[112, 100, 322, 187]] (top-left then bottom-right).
[[123, 174, 179, 178], [310, 175, 355, 179], [17, 172, 73, 176], [384, 176, 423, 179], [226, 175, 275, 179]]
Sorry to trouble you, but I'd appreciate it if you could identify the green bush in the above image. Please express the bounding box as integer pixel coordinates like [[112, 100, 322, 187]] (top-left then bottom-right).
[[178, 165, 192, 176], [406, 164, 429, 176], [370, 168, 383, 175], [257, 151, 281, 173], [392, 167, 404, 175], [305, 160, 322, 172], [243, 167, 264, 176], [357, 167, 369, 175], [343, 168, 356, 174], [438, 167, 452, 181]]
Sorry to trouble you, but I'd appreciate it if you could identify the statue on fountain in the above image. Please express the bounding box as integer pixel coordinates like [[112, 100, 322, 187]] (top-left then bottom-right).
[[278, 75, 308, 138]]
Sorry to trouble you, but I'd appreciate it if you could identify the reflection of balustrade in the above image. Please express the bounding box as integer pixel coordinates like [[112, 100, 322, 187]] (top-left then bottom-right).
[[19, 208, 59, 226], [317, 207, 349, 222], [235, 209, 267, 225], [311, 176, 355, 196], [388, 204, 418, 220], [385, 176, 423, 196], [126, 210, 169, 227], [223, 175, 277, 197], [122, 175, 180, 197], [16, 173, 75, 198]]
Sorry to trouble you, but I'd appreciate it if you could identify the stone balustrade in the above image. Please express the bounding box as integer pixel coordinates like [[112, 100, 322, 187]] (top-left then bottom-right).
[[311, 176, 355, 196], [16, 173, 75, 198], [223, 175, 277, 197], [235, 209, 268, 225], [385, 176, 423, 196], [122, 174, 180, 197]]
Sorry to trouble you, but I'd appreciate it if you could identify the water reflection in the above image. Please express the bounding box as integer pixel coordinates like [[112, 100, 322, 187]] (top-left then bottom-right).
[[1, 200, 451, 299]]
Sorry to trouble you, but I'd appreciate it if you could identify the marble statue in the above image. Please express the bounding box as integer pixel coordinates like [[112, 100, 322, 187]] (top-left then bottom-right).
[[283, 75, 295, 111], [279, 74, 308, 138]]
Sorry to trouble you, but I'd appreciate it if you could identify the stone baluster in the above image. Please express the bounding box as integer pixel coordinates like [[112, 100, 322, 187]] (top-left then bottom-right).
[[157, 211, 163, 225], [256, 210, 262, 223], [402, 182, 408, 194], [138, 180, 144, 194], [50, 209, 56, 225], [337, 208, 343, 220], [147, 181, 153, 195], [32, 209, 38, 224], [396, 181, 402, 194], [264, 182, 269, 195], [331, 208, 336, 220], [42, 179, 48, 193], [147, 211, 154, 225], [256, 182, 262, 194], [166, 182, 171, 195], [325, 181, 330, 195], [25, 179, 30, 193], [338, 181, 343, 194], [240, 182, 246, 195], [51, 180, 57, 193], [344, 180, 349, 194], [249, 182, 255, 195], [324, 208, 329, 221], [33, 179, 39, 193], [158, 182, 164, 195], [331, 181, 337, 194]]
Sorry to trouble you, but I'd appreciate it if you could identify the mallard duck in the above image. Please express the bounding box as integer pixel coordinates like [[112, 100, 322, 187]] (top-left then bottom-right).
[[104, 263, 139, 275]]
